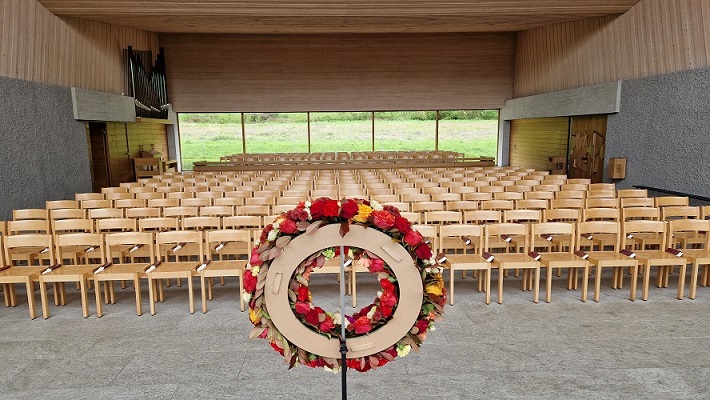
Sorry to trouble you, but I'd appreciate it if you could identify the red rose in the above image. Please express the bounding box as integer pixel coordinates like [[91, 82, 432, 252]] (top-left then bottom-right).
[[297, 286, 310, 302], [371, 210, 396, 229], [383, 205, 401, 217], [270, 341, 285, 356], [415, 319, 429, 333], [287, 208, 309, 221], [319, 316, 335, 333], [323, 199, 340, 217], [305, 309, 320, 326], [249, 248, 263, 266], [259, 225, 273, 243], [369, 258, 385, 273], [394, 216, 411, 234], [414, 243, 433, 260], [404, 230, 423, 247], [348, 316, 373, 335], [340, 200, 359, 219], [381, 290, 397, 309], [294, 302, 310, 315], [380, 304, 393, 319], [380, 279, 395, 293], [280, 219, 298, 234], [243, 270, 257, 292], [310, 199, 325, 219]]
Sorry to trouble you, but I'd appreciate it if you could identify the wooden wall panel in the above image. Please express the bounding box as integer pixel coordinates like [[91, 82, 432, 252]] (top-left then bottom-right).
[[161, 33, 515, 112], [105, 121, 168, 185], [515, 0, 710, 96], [0, 0, 159, 93], [509, 117, 569, 171]]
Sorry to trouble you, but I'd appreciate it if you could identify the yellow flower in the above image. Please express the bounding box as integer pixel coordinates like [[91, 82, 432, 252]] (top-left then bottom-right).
[[353, 204, 373, 223], [250, 308, 261, 324], [425, 281, 444, 297]]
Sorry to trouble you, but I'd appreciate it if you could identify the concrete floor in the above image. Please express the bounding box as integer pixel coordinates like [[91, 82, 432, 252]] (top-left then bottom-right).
[[0, 269, 708, 399]]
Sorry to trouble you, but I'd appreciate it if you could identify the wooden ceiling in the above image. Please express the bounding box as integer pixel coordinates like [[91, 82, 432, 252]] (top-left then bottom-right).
[[37, 0, 642, 34]]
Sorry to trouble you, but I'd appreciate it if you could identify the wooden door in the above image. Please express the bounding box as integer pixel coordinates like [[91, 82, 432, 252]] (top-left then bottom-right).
[[106, 122, 133, 185], [568, 115, 608, 183], [88, 122, 110, 192]]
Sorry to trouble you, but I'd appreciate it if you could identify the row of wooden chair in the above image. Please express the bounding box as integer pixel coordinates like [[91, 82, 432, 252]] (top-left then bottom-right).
[[0, 229, 253, 319]]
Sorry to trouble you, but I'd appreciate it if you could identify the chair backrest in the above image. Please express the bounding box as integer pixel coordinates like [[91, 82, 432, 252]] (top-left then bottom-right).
[[668, 219, 710, 249], [155, 230, 204, 262], [80, 199, 113, 210], [13, 208, 48, 221], [438, 224, 484, 255], [182, 216, 222, 231], [148, 198, 180, 209], [620, 197, 655, 208], [550, 198, 584, 209], [102, 187, 128, 194], [566, 179, 591, 185], [238, 205, 271, 216], [411, 202, 444, 213], [4, 233, 54, 266], [503, 209, 541, 223], [654, 196, 689, 208], [205, 229, 251, 259], [96, 218, 137, 233], [8, 219, 49, 235], [46, 200, 79, 210], [622, 220, 666, 250], [163, 206, 199, 219], [53, 218, 94, 234], [114, 198, 147, 209], [530, 222, 576, 253], [88, 208, 124, 220], [556, 190, 585, 199], [494, 192, 524, 201], [588, 183, 615, 191], [423, 211, 462, 225], [55, 232, 104, 264], [586, 190, 616, 199], [181, 197, 213, 208], [560, 184, 588, 192], [515, 199, 548, 210], [525, 191, 555, 201], [621, 207, 660, 221], [586, 197, 618, 208], [703, 205, 710, 220], [617, 189, 648, 198], [464, 210, 502, 224], [411, 224, 438, 254], [485, 223, 529, 252], [661, 206, 700, 221], [105, 192, 135, 201], [200, 205, 235, 217], [105, 231, 155, 264], [582, 207, 620, 222], [445, 200, 478, 212], [125, 207, 161, 219], [575, 221, 621, 251], [138, 217, 179, 232], [480, 200, 514, 211]]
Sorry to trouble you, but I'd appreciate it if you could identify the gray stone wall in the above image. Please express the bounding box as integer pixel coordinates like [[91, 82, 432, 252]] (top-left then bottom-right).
[[606, 67, 710, 197], [0, 76, 92, 220]]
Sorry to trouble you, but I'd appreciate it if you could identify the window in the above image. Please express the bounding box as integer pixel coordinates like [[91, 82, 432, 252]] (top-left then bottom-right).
[[437, 110, 499, 158], [374, 111, 436, 152], [310, 112, 372, 152]]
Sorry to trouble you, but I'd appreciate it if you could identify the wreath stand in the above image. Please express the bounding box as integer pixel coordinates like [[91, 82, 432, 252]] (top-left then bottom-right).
[[338, 244, 348, 400]]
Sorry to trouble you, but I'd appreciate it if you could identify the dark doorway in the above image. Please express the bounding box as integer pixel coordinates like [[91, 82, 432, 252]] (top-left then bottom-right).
[[88, 122, 110, 192]]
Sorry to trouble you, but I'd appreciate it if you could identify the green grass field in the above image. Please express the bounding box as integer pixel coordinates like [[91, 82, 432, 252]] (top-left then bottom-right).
[[179, 118, 498, 170]]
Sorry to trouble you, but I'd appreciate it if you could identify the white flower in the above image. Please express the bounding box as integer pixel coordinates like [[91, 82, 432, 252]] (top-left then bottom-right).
[[429, 323, 436, 331], [425, 267, 432, 273], [267, 229, 279, 242], [251, 266, 260, 275], [242, 292, 252, 303], [305, 200, 312, 208], [428, 257, 436, 265], [367, 306, 377, 319], [332, 311, 342, 325], [324, 365, 340, 374], [370, 200, 384, 211], [396, 344, 412, 358], [377, 290, 383, 298], [272, 221, 281, 229]]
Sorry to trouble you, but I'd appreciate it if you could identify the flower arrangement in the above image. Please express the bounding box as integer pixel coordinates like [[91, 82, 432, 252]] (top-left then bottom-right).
[[244, 197, 446, 372]]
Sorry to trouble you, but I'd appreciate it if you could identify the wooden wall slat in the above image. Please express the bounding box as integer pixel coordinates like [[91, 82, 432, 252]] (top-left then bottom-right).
[[515, 0, 710, 96], [161, 32, 515, 112], [509, 117, 569, 171], [0, 0, 158, 94]]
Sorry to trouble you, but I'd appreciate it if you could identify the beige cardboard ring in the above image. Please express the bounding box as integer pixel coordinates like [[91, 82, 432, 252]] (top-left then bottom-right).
[[264, 224, 423, 359]]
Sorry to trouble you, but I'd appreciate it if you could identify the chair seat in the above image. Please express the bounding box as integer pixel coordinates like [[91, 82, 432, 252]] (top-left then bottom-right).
[[150, 262, 198, 277], [682, 249, 710, 263], [491, 254, 539, 268], [0, 266, 46, 281], [634, 250, 687, 266], [447, 254, 490, 270], [94, 264, 150, 280], [587, 251, 638, 266], [39, 265, 96, 281], [538, 252, 589, 267], [201, 260, 246, 277]]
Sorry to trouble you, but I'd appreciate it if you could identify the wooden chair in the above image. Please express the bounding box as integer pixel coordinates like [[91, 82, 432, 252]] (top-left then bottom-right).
[[138, 217, 179, 232], [661, 206, 700, 221], [223, 216, 263, 244], [530, 222, 589, 302], [494, 192, 524, 201], [12, 208, 48, 221], [148, 230, 205, 315], [114, 198, 147, 209], [125, 207, 161, 219], [80, 199, 113, 210], [181, 197, 212, 208], [622, 220, 686, 300], [586, 190, 616, 199], [463, 192, 493, 202], [423, 211, 461, 226], [576, 221, 639, 302], [556, 190, 585, 199], [8, 219, 50, 235], [668, 219, 710, 299], [550, 198, 584, 209], [200, 229, 250, 312], [620, 197, 655, 208], [182, 216, 221, 231], [46, 200, 79, 211], [515, 199, 548, 210], [617, 189, 648, 198], [622, 207, 660, 221], [39, 232, 105, 318], [486, 223, 540, 304], [440, 224, 490, 305], [543, 208, 580, 223], [588, 183, 615, 191], [95, 232, 155, 317], [480, 200, 514, 211], [464, 210, 501, 225], [1, 234, 54, 319], [200, 205, 235, 218]]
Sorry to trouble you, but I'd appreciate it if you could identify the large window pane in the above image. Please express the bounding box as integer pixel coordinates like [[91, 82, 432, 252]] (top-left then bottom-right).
[[437, 110, 499, 158], [310, 112, 372, 152], [244, 113, 308, 153], [374, 111, 435, 152], [178, 113, 243, 170]]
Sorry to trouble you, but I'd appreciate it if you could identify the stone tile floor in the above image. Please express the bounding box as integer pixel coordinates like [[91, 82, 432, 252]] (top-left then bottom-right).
[[0, 270, 708, 399]]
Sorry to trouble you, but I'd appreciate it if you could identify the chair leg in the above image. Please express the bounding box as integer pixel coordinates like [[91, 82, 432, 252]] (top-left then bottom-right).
[[594, 264, 602, 302], [677, 263, 686, 300], [3, 284, 10, 307], [148, 277, 156, 315], [581, 266, 588, 302], [449, 268, 455, 306], [201, 274, 208, 314], [498, 267, 505, 304], [629, 264, 638, 301], [188, 274, 195, 314], [533, 267, 540, 303], [25, 278, 37, 319], [239, 274, 245, 312], [134, 276, 142, 316], [40, 280, 50, 319], [484, 269, 491, 305], [545, 266, 552, 303], [642, 263, 651, 301], [690, 261, 700, 299], [80, 278, 89, 318], [95, 280, 103, 318]]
